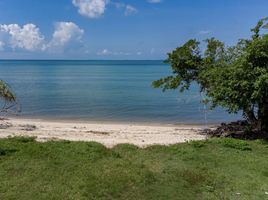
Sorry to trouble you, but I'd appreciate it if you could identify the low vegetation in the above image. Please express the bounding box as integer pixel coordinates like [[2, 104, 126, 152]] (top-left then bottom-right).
[[0, 137, 267, 199]]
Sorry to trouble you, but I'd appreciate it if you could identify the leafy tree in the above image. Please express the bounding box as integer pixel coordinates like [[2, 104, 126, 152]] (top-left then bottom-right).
[[0, 80, 17, 114], [153, 18, 268, 132]]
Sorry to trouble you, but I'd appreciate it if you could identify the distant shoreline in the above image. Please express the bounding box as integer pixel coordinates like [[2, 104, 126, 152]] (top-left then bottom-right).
[[0, 117, 208, 147]]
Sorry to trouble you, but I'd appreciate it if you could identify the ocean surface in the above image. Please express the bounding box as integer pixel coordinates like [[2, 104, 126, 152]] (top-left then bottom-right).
[[0, 60, 240, 124]]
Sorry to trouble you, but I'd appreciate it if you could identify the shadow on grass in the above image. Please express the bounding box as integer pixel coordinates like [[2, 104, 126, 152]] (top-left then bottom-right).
[[0, 148, 18, 156]]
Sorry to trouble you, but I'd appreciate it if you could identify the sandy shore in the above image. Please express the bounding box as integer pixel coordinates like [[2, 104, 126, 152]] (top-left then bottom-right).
[[0, 118, 208, 147]]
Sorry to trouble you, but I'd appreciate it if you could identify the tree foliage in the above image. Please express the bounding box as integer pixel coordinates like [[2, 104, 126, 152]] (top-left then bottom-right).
[[153, 18, 268, 132], [0, 80, 17, 114]]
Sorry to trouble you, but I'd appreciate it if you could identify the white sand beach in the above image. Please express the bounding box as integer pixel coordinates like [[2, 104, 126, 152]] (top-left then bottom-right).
[[0, 118, 208, 147]]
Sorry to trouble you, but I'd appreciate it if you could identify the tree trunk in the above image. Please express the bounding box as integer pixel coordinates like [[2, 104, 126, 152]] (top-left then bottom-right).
[[244, 106, 257, 127], [258, 104, 268, 133]]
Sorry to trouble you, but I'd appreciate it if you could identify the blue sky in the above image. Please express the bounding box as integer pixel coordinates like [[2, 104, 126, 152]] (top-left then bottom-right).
[[0, 0, 267, 59]]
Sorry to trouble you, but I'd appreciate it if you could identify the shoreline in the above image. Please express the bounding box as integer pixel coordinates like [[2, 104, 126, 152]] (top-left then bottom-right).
[[9, 116, 219, 127], [0, 117, 209, 147]]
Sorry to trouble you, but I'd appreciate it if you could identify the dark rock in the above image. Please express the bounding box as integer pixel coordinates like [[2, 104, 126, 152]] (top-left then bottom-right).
[[20, 124, 37, 131], [203, 120, 268, 140], [0, 122, 12, 129]]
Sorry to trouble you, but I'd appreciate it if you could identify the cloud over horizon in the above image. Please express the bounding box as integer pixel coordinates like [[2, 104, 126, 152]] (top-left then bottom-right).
[[0, 24, 45, 51], [0, 22, 84, 52], [47, 22, 84, 51], [97, 48, 142, 56]]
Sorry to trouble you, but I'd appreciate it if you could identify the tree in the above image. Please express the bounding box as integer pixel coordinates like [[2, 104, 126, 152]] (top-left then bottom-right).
[[153, 18, 268, 133], [0, 80, 17, 115]]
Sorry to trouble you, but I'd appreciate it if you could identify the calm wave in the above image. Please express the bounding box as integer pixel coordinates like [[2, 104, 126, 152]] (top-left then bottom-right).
[[0, 60, 240, 124]]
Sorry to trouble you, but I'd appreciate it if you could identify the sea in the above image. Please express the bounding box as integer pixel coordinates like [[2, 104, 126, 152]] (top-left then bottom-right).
[[0, 60, 240, 125]]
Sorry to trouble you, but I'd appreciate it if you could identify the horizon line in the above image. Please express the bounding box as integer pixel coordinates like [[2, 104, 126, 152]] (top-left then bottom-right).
[[0, 59, 165, 61]]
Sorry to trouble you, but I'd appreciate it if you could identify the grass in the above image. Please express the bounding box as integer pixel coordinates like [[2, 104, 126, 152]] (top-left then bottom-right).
[[0, 137, 268, 200]]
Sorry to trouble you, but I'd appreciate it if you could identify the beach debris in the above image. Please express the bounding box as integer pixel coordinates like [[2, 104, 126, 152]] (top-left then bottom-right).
[[36, 136, 61, 142], [0, 117, 8, 121], [86, 130, 110, 135], [20, 124, 37, 131], [0, 121, 13, 129], [265, 192, 268, 195]]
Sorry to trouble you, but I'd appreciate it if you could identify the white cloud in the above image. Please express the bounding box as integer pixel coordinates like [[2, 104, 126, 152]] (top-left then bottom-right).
[[97, 49, 132, 56], [113, 2, 138, 16], [72, 0, 138, 18], [72, 0, 107, 18], [0, 22, 84, 52], [111, 2, 125, 9], [48, 22, 84, 48], [97, 48, 111, 55], [147, 0, 162, 3], [198, 30, 211, 35], [113, 51, 131, 56], [0, 24, 45, 51], [124, 5, 138, 16], [0, 41, 5, 50]]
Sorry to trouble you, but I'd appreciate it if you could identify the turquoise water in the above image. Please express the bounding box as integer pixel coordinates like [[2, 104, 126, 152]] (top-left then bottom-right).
[[0, 60, 240, 124]]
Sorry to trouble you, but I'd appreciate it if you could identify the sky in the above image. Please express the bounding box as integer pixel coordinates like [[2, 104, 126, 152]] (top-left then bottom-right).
[[0, 0, 267, 60]]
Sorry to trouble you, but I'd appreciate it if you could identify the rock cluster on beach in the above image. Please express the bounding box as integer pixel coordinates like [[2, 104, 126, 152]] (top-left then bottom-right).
[[203, 120, 268, 140]]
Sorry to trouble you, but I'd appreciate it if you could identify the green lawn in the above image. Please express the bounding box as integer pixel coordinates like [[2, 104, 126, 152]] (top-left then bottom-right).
[[0, 137, 268, 200]]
